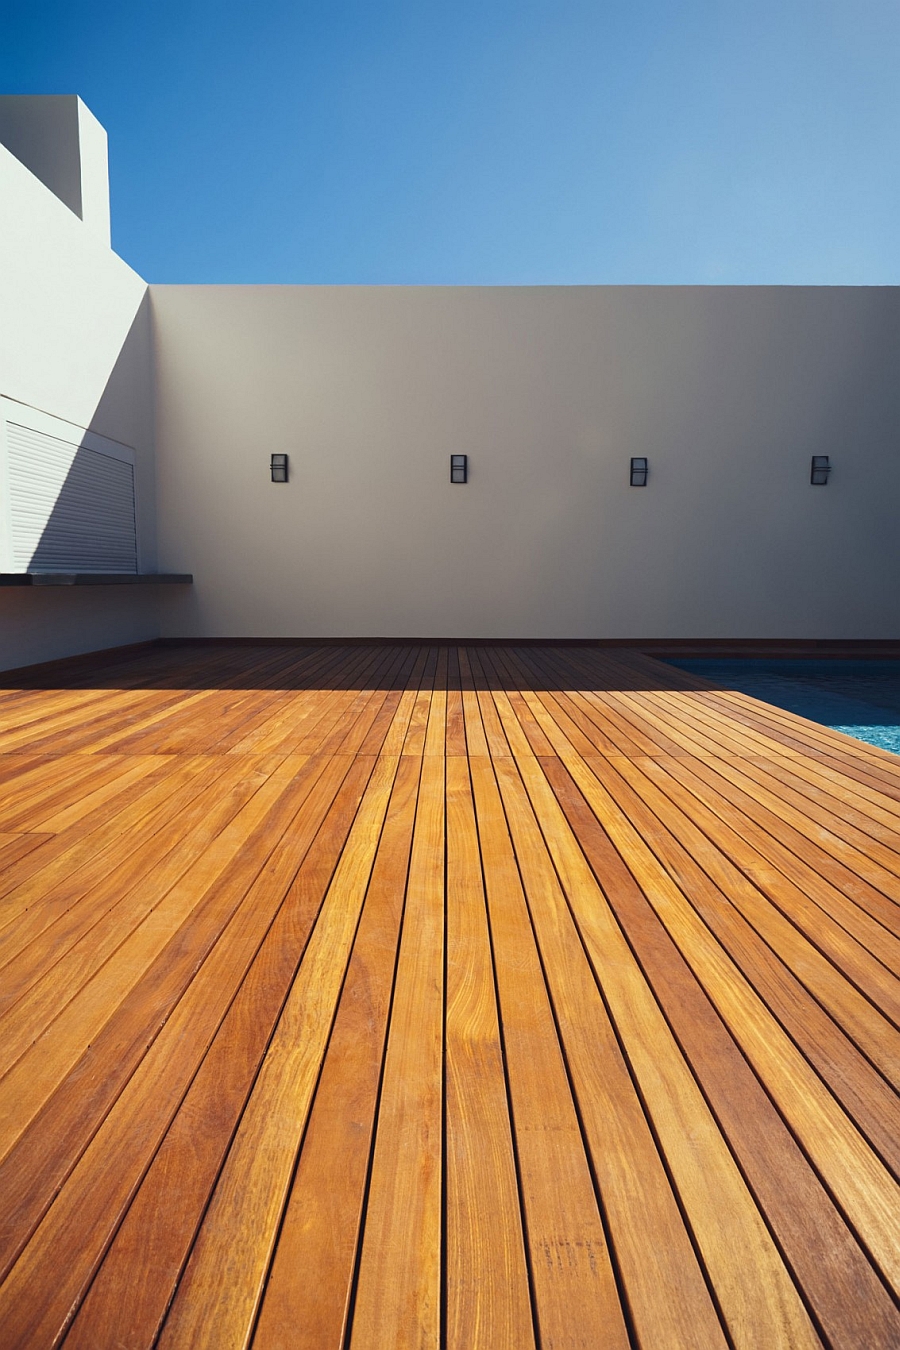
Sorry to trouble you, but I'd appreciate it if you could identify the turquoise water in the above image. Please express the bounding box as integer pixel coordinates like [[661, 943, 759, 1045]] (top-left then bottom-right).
[[667, 659, 900, 755]]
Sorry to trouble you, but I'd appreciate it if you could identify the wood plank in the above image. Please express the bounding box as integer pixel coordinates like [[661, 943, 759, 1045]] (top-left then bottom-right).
[[606, 753, 900, 1170], [0, 758, 291, 1076], [443, 753, 535, 1350], [0, 831, 53, 873], [556, 748, 900, 1300], [154, 753, 403, 1350], [61, 753, 394, 1350], [540, 754, 900, 1349], [0, 762, 304, 1168], [251, 755, 422, 1350], [611, 686, 900, 849], [480, 673, 820, 1350], [349, 687, 445, 1348], [639, 752, 900, 1014], [0, 752, 123, 826], [0, 754, 375, 1347], [511, 680, 900, 1099], [468, 747, 630, 1350], [0, 641, 896, 1348], [0, 758, 348, 1287], [617, 690, 900, 927], [482, 756, 727, 1347], [22, 754, 173, 836], [0, 752, 222, 911]]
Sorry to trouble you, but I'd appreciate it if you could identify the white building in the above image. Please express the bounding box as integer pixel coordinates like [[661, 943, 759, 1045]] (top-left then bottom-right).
[[2, 95, 898, 672]]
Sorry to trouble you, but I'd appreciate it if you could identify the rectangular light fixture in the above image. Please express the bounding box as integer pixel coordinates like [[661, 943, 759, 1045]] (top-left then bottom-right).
[[450, 454, 468, 484], [270, 453, 288, 483], [630, 456, 648, 487], [810, 455, 830, 485]]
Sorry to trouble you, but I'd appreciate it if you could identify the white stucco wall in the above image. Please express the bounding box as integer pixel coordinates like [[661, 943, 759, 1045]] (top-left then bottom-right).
[[0, 95, 111, 245], [152, 284, 900, 640], [0, 136, 159, 671]]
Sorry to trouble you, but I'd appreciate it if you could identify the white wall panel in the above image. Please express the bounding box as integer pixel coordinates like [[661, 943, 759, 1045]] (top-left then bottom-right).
[[152, 284, 900, 641]]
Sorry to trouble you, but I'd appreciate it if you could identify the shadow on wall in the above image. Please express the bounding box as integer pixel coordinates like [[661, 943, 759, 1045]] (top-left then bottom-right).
[[14, 436, 137, 572], [9, 294, 155, 575]]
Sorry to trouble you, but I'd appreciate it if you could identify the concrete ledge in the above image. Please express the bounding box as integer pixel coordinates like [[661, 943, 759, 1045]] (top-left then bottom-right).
[[0, 573, 192, 587]]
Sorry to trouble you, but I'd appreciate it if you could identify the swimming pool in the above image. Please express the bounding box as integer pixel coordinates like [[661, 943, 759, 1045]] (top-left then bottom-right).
[[666, 659, 900, 755]]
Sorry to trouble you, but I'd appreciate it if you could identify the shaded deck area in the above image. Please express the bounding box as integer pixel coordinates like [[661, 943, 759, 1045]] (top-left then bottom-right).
[[0, 641, 898, 1348]]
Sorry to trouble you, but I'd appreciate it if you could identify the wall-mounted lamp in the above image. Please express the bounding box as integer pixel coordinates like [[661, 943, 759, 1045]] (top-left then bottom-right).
[[270, 453, 289, 483], [450, 454, 468, 484], [630, 456, 648, 487], [810, 455, 830, 486]]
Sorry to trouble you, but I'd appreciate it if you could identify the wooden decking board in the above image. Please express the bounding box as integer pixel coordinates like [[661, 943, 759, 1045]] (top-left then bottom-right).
[[169, 643, 367, 753], [490, 658, 900, 1088], [0, 754, 226, 934], [234, 644, 405, 757], [0, 644, 897, 1348], [599, 749, 900, 1143], [616, 688, 900, 865], [703, 683, 900, 769], [654, 744, 900, 942], [442, 753, 534, 1350], [597, 697, 900, 971], [667, 690, 900, 827], [478, 762, 727, 1345], [252, 757, 422, 1350], [0, 689, 186, 758], [538, 755, 900, 1350], [23, 755, 176, 837], [0, 831, 53, 876], [0, 757, 324, 1084], [0, 753, 131, 831], [349, 756, 444, 1345], [467, 752, 630, 1349], [64, 651, 432, 1350], [694, 687, 900, 796], [0, 760, 305, 1178], [63, 756, 400, 1350], [0, 755, 261, 1007], [560, 752, 900, 1297], [600, 755, 900, 1169], [477, 653, 821, 1349], [0, 686, 170, 747], [156, 754, 405, 1349], [614, 692, 900, 922], [0, 750, 378, 1326], [639, 754, 900, 1007]]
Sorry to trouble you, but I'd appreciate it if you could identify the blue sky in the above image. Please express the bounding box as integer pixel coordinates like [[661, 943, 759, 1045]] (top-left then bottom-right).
[[3, 0, 898, 284]]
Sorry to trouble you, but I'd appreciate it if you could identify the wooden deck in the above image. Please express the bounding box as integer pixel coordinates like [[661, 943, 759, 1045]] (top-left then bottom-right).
[[0, 641, 898, 1349]]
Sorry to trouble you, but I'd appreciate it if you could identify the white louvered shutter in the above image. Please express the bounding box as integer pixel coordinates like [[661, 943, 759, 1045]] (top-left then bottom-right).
[[6, 423, 137, 573]]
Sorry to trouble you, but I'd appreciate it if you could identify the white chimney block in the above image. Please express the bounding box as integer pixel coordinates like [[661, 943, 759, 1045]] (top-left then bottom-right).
[[0, 94, 111, 246]]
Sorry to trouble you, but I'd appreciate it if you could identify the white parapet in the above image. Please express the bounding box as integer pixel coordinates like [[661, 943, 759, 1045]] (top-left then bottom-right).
[[0, 94, 110, 246]]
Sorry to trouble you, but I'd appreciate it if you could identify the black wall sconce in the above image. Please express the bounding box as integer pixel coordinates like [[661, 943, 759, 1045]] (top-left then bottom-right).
[[630, 456, 648, 487], [810, 455, 830, 485], [450, 454, 468, 484], [270, 453, 289, 483]]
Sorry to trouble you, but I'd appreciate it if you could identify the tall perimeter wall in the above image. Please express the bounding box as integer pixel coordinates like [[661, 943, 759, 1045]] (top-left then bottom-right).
[[152, 284, 900, 640]]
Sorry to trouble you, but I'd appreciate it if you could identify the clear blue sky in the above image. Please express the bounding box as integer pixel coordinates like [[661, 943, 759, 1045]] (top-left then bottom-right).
[[3, 0, 898, 284]]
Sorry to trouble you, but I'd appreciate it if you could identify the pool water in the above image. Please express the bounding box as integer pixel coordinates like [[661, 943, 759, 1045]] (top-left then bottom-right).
[[666, 659, 900, 756]]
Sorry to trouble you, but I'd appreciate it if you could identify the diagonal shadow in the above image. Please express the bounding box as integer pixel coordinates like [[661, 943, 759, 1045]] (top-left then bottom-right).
[[12, 434, 137, 574]]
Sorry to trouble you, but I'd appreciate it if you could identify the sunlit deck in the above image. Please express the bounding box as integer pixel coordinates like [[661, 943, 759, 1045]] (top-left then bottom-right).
[[0, 641, 898, 1349]]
